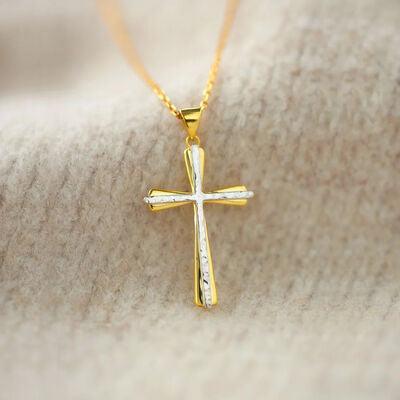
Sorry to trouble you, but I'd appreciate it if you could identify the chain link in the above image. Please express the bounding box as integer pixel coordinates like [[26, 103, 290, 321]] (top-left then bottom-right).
[[98, 0, 239, 120]]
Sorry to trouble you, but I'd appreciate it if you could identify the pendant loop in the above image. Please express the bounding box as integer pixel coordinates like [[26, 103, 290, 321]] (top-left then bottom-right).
[[185, 135, 201, 147], [180, 107, 202, 139]]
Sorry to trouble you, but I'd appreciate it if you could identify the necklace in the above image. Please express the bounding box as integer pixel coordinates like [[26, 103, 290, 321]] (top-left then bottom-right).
[[98, 0, 254, 308]]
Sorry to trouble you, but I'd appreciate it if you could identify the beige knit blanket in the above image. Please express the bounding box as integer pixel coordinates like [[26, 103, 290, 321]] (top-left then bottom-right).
[[1, 0, 399, 399]]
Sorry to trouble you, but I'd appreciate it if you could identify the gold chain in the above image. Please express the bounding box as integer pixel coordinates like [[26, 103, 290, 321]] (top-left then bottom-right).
[[97, 0, 239, 121]]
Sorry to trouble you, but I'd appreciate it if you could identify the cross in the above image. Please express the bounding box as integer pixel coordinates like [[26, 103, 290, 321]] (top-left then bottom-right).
[[144, 144, 254, 308]]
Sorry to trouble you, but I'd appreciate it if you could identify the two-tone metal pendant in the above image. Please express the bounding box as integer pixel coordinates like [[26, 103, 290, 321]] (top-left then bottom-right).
[[144, 143, 254, 308], [144, 107, 253, 308]]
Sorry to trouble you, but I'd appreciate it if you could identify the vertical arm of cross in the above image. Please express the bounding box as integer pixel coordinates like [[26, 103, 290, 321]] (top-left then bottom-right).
[[185, 145, 217, 308]]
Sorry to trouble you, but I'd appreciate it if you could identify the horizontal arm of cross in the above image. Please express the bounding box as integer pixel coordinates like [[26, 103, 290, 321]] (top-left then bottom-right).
[[144, 187, 254, 210]]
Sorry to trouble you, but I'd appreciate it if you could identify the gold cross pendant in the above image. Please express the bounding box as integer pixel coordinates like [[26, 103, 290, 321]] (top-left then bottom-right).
[[144, 145, 254, 308]]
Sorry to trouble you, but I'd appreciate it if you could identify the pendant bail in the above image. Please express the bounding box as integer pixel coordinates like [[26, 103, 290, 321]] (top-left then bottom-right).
[[180, 107, 202, 139]]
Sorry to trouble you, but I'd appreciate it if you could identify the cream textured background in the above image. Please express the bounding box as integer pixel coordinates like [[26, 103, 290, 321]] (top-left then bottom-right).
[[0, 0, 399, 399]]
